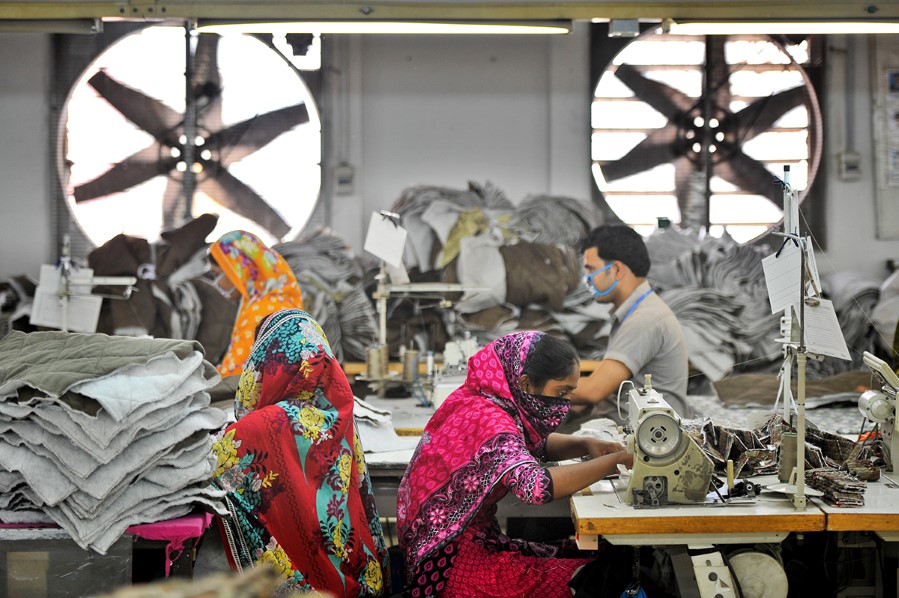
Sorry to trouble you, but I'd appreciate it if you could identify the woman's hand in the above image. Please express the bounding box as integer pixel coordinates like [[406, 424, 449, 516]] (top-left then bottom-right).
[[585, 437, 627, 460]]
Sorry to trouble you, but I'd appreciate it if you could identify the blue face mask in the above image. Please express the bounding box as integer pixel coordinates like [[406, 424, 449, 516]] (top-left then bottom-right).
[[583, 262, 618, 298]]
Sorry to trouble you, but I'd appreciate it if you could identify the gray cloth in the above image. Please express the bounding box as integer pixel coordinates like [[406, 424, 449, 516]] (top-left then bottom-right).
[[605, 281, 690, 417]]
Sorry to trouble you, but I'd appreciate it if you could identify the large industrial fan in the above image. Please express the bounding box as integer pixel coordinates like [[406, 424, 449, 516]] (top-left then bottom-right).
[[59, 25, 321, 247], [592, 30, 823, 241]]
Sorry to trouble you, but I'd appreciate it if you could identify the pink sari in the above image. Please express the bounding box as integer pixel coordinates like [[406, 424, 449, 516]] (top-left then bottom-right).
[[397, 331, 591, 597]]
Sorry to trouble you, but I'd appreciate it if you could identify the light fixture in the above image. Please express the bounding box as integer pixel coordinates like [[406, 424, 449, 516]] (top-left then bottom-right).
[[608, 19, 640, 38], [664, 18, 899, 35], [197, 19, 572, 35], [0, 19, 101, 34]]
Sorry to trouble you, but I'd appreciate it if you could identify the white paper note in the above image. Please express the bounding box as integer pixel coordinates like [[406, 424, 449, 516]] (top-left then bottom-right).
[[364, 212, 408, 268], [800, 298, 851, 361], [762, 241, 803, 314]]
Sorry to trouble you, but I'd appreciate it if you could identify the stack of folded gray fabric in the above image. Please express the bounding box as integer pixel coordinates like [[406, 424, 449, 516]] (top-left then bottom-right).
[[0, 331, 227, 554], [276, 228, 380, 362]]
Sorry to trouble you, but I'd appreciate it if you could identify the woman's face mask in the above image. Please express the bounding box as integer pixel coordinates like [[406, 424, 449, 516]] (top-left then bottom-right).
[[206, 268, 238, 300], [583, 262, 618, 298]]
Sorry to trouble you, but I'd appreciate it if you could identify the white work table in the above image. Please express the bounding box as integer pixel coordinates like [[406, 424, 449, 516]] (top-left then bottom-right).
[[571, 475, 826, 549], [813, 476, 899, 540]]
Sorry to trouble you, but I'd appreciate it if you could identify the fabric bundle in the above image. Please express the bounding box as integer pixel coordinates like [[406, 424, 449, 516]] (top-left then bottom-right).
[[384, 181, 602, 355], [659, 287, 755, 381], [508, 194, 600, 247], [89, 213, 219, 341], [392, 182, 514, 274], [0, 331, 227, 554], [275, 228, 380, 362], [806, 469, 866, 507], [646, 229, 781, 379]]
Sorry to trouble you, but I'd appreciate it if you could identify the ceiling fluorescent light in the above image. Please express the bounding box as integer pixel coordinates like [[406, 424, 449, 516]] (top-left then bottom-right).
[[0, 19, 101, 34], [197, 20, 572, 35], [665, 19, 899, 35]]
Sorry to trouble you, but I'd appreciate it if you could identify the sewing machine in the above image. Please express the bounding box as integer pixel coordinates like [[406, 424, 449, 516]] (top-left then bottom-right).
[[859, 351, 899, 472], [624, 375, 714, 507]]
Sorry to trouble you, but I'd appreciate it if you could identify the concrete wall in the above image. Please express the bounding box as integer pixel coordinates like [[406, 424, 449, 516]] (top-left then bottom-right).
[[1, 27, 898, 284]]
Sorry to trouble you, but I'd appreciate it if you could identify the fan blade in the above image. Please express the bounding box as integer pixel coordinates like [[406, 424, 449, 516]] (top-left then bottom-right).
[[615, 63, 694, 120], [600, 125, 680, 182], [198, 164, 291, 238], [161, 178, 186, 232], [706, 36, 733, 109], [715, 151, 784, 208], [192, 33, 224, 133], [732, 86, 807, 142], [88, 71, 182, 146], [673, 156, 698, 219], [205, 103, 309, 166], [73, 145, 175, 202]]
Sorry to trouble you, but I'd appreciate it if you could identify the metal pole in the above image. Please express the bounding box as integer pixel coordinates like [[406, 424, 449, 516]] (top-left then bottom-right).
[[794, 237, 807, 510], [181, 22, 197, 225]]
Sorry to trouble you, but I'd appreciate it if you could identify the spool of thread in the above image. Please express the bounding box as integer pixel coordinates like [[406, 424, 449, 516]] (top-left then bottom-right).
[[379, 344, 389, 377], [402, 348, 419, 383], [426, 351, 435, 378], [778, 432, 798, 483], [366, 344, 388, 380]]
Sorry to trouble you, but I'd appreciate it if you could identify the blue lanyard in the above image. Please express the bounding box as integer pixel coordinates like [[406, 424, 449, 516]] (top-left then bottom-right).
[[620, 288, 653, 325]]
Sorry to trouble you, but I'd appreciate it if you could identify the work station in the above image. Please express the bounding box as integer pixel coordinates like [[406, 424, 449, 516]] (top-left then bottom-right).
[[3, 1, 899, 596]]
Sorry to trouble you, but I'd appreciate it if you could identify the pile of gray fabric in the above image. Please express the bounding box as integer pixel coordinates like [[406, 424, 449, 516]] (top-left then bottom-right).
[[814, 271, 880, 376], [0, 331, 227, 554], [88, 213, 237, 365], [0, 275, 36, 339], [645, 228, 781, 380], [276, 228, 379, 363], [386, 181, 605, 354]]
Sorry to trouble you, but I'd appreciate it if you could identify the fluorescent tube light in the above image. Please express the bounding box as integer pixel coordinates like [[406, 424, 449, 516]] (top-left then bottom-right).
[[665, 19, 899, 35], [0, 19, 101, 34], [197, 20, 572, 35]]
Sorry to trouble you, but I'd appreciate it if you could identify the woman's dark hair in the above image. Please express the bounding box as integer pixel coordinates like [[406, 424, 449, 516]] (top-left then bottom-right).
[[522, 334, 579, 390]]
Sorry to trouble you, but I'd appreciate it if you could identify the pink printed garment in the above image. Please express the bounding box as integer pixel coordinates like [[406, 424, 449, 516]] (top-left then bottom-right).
[[397, 331, 589, 597]]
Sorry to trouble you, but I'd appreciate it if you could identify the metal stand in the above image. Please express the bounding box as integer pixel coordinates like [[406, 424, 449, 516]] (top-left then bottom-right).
[[365, 261, 481, 400]]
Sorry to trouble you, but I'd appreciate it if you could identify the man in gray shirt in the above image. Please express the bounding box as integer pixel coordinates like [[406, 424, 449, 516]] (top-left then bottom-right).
[[568, 225, 690, 424]]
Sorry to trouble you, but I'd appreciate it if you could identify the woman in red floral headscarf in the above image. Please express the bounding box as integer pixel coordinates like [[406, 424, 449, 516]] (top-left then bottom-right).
[[211, 309, 387, 596], [397, 331, 632, 598]]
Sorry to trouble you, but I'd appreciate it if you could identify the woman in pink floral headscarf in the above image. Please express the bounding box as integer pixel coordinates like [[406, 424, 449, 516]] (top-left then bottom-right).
[[397, 331, 633, 597]]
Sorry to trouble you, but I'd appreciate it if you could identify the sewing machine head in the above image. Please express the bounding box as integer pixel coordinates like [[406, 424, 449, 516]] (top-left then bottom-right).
[[859, 351, 899, 471], [624, 375, 714, 507]]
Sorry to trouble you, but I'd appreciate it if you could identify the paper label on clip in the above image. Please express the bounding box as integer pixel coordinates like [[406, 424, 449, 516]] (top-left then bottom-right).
[[762, 242, 803, 314], [364, 212, 408, 268]]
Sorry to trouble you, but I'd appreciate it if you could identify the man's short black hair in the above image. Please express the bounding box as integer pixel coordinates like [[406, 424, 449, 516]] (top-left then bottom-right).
[[579, 225, 650, 277]]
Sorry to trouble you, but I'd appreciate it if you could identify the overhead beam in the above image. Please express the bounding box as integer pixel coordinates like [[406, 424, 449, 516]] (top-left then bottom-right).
[[0, 0, 898, 22]]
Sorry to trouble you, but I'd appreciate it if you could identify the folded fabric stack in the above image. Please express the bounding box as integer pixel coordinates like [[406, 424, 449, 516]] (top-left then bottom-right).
[[0, 331, 227, 554], [806, 468, 867, 507]]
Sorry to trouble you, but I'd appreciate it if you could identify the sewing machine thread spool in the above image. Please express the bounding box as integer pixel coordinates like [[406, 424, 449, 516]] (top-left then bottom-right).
[[401, 348, 419, 383], [366, 344, 389, 380], [778, 432, 798, 483]]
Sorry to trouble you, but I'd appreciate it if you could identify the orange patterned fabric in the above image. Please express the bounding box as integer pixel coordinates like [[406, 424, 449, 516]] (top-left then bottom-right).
[[209, 230, 303, 377]]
